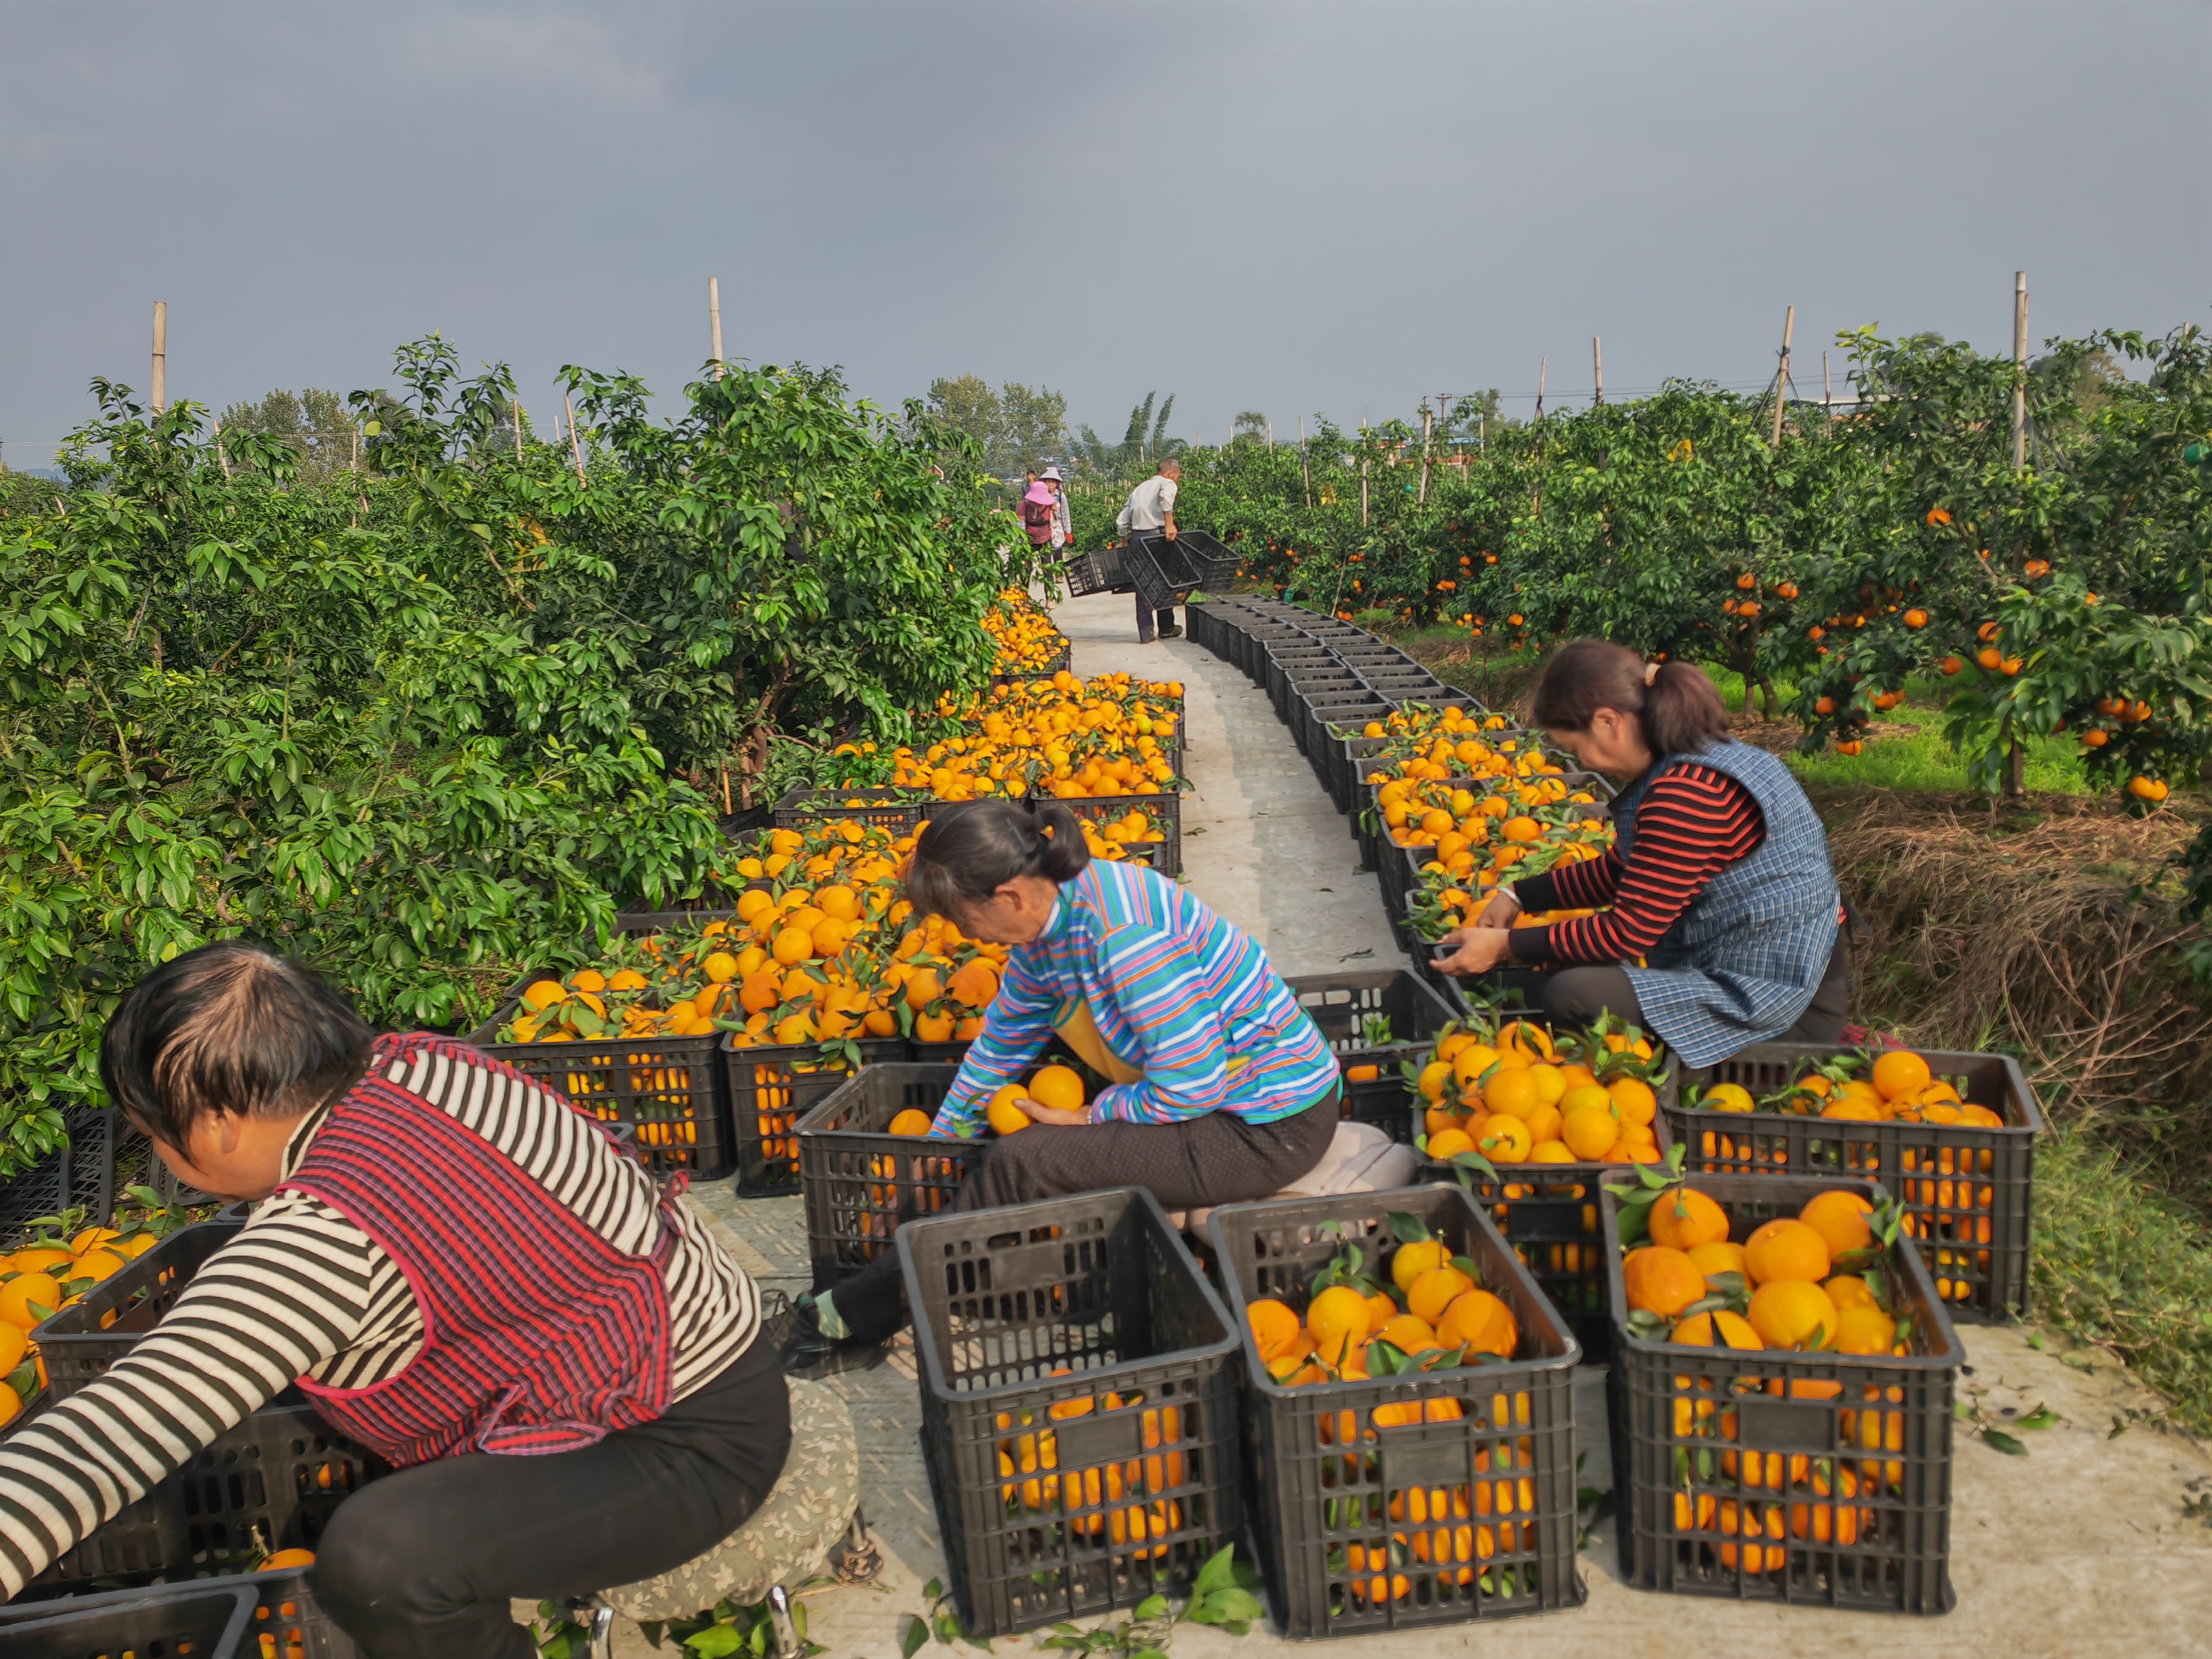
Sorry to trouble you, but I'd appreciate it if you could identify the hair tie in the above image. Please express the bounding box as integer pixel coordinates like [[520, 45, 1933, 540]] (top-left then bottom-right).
[[1644, 662, 1660, 686]]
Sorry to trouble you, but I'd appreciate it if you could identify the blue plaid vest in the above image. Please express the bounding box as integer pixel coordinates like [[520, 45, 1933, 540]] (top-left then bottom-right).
[[1610, 738, 1840, 1068]]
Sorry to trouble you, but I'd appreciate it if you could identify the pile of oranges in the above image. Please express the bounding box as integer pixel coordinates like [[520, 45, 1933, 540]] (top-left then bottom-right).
[[1621, 1184, 1907, 1357], [900, 672, 1183, 800], [1341, 700, 1514, 756], [1621, 1182, 1918, 1570], [1239, 1215, 1543, 1607], [0, 1223, 166, 1427], [1684, 1048, 2004, 1128], [1413, 1015, 1666, 1169], [981, 587, 1070, 673], [992, 1370, 1188, 1556]]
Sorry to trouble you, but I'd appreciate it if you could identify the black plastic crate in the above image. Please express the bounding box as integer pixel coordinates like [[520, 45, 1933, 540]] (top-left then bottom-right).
[[35, 1217, 246, 1401], [1661, 1046, 2041, 1321], [1294, 691, 1390, 760], [1285, 971, 1460, 1135], [1127, 531, 1239, 614], [1264, 653, 1344, 716], [1600, 1173, 1961, 1614], [21, 1400, 390, 1592], [721, 1035, 909, 1196], [795, 1064, 988, 1290], [771, 786, 927, 837], [1, 1107, 119, 1249], [1062, 546, 1129, 598], [1416, 1105, 1680, 1365], [469, 995, 733, 1182], [1032, 788, 1182, 879], [899, 1188, 1244, 1638], [1206, 1185, 1583, 1638], [0, 1578, 260, 1657]]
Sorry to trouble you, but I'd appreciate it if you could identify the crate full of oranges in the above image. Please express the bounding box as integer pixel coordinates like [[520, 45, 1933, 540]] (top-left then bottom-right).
[[1599, 1169, 1962, 1614], [1205, 1185, 1582, 1638], [1661, 1042, 2044, 1321], [1408, 1011, 1671, 1362]]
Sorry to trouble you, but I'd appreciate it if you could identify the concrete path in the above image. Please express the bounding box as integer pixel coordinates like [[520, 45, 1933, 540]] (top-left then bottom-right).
[[656, 590, 2212, 1659]]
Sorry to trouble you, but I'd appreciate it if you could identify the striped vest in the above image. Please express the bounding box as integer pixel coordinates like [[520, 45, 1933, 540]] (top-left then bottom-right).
[[1611, 740, 1841, 1068], [281, 1034, 679, 1466]]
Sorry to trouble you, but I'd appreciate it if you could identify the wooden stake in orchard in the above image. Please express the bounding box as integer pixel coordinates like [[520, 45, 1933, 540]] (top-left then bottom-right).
[[2012, 271, 2029, 469], [1535, 356, 1546, 421], [1770, 305, 1796, 446], [710, 276, 725, 380], [1418, 401, 1433, 504], [1592, 336, 1603, 407], [150, 301, 167, 416], [565, 392, 586, 483]]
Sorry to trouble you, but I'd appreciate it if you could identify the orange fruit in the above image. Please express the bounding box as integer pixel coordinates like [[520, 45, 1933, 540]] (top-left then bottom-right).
[[1559, 1082, 1611, 1118], [1407, 1265, 1476, 1325], [68, 1228, 120, 1256], [1246, 1298, 1301, 1360], [1560, 1105, 1619, 1161], [1833, 1305, 1899, 1354], [1673, 1309, 1761, 1350], [1822, 1100, 1881, 1121], [1687, 1241, 1749, 1283], [1520, 1102, 1563, 1146], [1871, 1050, 1933, 1102], [1438, 1288, 1518, 1355], [1028, 1065, 1086, 1113], [703, 952, 740, 984], [259, 1548, 318, 1571], [0, 1321, 25, 1374], [1648, 1187, 1729, 1251], [1307, 1286, 1372, 1364], [1799, 1190, 1876, 1258], [67, 1249, 128, 1286], [1700, 1082, 1755, 1112], [1482, 1069, 1541, 1119], [1523, 1065, 1567, 1108], [1418, 1062, 1453, 1103], [1622, 1247, 1704, 1319], [522, 979, 567, 1010], [1529, 1141, 1578, 1165], [1608, 1076, 1657, 1126], [1425, 1128, 1476, 1162], [1378, 1314, 1440, 1355], [887, 1109, 934, 1136], [986, 1090, 1033, 1136], [1746, 1279, 1839, 1350], [772, 926, 814, 966], [0, 1272, 62, 1331], [1479, 1115, 1533, 1164], [1391, 1239, 1447, 1292], [1743, 1219, 1831, 1285], [7, 1249, 73, 1276], [1364, 1291, 1400, 1336], [1822, 1274, 1878, 1311]]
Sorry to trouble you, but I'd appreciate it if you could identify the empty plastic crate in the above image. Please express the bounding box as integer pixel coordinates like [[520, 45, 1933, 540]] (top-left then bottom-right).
[[795, 1064, 987, 1289], [1285, 971, 1460, 1135], [0, 1579, 260, 1658], [899, 1187, 1244, 1637]]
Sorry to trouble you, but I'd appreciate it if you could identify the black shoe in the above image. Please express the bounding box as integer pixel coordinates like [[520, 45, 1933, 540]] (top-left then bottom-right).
[[766, 1291, 869, 1372], [1157, 625, 1183, 639]]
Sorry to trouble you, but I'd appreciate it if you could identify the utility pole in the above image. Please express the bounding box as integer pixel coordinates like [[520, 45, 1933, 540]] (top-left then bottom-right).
[[1361, 456, 1370, 528], [1592, 337, 1604, 406], [709, 276, 725, 379], [1300, 414, 1310, 507], [1534, 358, 1547, 421], [151, 301, 167, 416], [1823, 349, 1833, 414], [1418, 401, 1434, 503], [2011, 271, 2029, 469], [1770, 305, 1796, 447]]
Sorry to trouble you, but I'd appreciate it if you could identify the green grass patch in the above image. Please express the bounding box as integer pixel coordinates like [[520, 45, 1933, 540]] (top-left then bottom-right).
[[2030, 1128, 2212, 1435], [1789, 725, 2093, 794]]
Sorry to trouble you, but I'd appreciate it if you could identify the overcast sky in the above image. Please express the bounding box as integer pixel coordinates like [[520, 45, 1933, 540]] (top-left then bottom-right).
[[3, 1, 2207, 464]]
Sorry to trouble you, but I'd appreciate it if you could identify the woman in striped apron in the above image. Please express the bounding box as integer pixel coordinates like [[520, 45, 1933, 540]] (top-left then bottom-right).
[[1433, 639, 1849, 1070], [784, 800, 1340, 1364], [0, 943, 787, 1657]]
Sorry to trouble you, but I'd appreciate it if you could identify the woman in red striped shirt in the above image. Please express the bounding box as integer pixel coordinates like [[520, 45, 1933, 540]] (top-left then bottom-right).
[[1434, 640, 1849, 1067]]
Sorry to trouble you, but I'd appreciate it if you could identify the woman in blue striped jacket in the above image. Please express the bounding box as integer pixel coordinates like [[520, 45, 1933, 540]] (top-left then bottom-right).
[[783, 800, 1340, 1363]]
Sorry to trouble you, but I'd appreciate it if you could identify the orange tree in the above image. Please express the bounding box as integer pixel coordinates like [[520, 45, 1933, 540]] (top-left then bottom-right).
[[0, 340, 1009, 1175]]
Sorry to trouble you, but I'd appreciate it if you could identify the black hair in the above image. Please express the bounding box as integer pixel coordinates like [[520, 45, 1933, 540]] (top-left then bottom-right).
[[99, 940, 375, 1149], [903, 800, 1091, 923], [1529, 639, 1730, 757]]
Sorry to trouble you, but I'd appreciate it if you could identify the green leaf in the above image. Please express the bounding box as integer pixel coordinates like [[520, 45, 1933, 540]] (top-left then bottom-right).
[[901, 1614, 931, 1659], [1981, 1429, 2030, 1456], [1386, 1211, 1432, 1245], [684, 1626, 749, 1658]]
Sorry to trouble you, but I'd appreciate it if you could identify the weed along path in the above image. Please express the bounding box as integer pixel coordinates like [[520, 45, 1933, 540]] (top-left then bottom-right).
[[673, 593, 2211, 1659]]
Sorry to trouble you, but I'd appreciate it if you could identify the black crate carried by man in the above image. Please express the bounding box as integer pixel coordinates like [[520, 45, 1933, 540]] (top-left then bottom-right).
[[1116, 458, 1182, 643]]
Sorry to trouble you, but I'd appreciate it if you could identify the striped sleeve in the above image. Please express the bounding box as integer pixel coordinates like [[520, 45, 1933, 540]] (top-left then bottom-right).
[[1510, 766, 1763, 965], [0, 1206, 373, 1597], [1086, 925, 1235, 1125], [929, 953, 1060, 1138]]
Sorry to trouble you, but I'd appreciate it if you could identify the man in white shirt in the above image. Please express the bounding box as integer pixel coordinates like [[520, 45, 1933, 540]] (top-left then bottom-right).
[[1115, 458, 1182, 642]]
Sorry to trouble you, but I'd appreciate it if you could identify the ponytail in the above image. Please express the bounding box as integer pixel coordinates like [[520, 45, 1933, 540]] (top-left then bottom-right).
[[1529, 639, 1729, 757], [903, 799, 1092, 923]]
